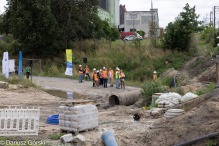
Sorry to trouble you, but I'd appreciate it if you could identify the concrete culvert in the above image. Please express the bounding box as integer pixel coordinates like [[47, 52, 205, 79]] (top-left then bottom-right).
[[109, 90, 141, 106]]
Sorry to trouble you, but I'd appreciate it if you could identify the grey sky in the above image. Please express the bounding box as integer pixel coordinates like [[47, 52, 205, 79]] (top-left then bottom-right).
[[0, 0, 219, 28], [120, 0, 219, 28]]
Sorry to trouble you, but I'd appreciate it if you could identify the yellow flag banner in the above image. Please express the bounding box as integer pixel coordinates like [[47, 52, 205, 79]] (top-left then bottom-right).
[[65, 49, 73, 76]]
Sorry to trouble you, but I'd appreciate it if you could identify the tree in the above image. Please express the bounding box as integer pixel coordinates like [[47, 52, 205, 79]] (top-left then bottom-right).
[[1, 0, 59, 56], [50, 0, 100, 48], [162, 3, 203, 50]]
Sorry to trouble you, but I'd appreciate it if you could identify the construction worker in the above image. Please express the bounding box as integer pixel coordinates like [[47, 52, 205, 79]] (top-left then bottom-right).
[[120, 70, 125, 89], [92, 68, 96, 87], [102, 67, 108, 88], [153, 71, 157, 82], [93, 70, 99, 88], [26, 66, 31, 79], [116, 68, 120, 89], [85, 65, 91, 81], [97, 70, 100, 86], [99, 69, 103, 86], [108, 68, 114, 87], [78, 65, 84, 83]]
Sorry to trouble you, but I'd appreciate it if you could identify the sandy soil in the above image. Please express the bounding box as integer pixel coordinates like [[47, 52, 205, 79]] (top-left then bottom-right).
[[1, 55, 218, 146], [1, 77, 148, 146]]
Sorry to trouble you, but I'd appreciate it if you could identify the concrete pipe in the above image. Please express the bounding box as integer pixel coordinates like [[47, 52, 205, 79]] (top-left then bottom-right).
[[109, 90, 141, 106]]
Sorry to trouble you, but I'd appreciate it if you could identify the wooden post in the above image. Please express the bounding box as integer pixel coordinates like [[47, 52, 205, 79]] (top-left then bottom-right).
[[110, 38, 111, 49], [80, 39, 82, 52], [216, 55, 219, 85], [94, 39, 96, 50], [124, 40, 126, 48], [31, 66, 32, 83]]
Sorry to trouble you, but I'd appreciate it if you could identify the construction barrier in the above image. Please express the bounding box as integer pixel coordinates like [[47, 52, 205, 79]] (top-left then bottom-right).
[[0, 107, 40, 136]]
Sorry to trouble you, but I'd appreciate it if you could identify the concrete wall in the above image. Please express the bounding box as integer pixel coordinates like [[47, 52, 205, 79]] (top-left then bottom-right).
[[115, 0, 120, 28], [124, 10, 159, 37], [110, 0, 115, 27], [98, 8, 110, 21]]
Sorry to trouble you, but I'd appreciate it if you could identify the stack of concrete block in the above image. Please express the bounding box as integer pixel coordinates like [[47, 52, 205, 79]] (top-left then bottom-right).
[[59, 104, 98, 132]]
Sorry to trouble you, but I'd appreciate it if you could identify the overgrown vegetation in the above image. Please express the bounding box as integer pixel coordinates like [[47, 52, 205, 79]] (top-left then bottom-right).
[[162, 3, 203, 51], [196, 82, 215, 96], [0, 0, 120, 57], [49, 133, 66, 140], [0, 38, 190, 85], [0, 75, 38, 88], [141, 78, 164, 104]]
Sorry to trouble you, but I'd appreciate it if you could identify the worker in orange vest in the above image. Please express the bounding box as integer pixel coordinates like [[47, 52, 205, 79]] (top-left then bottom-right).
[[93, 70, 99, 88], [102, 67, 108, 88], [78, 65, 84, 83], [153, 71, 157, 82], [85, 65, 90, 81], [120, 70, 126, 89], [108, 68, 114, 87]]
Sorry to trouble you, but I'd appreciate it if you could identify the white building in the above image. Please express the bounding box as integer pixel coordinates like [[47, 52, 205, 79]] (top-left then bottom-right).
[[124, 9, 159, 37]]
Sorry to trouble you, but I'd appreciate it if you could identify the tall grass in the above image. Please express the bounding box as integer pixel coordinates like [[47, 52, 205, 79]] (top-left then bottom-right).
[[0, 38, 190, 85], [0, 75, 38, 88]]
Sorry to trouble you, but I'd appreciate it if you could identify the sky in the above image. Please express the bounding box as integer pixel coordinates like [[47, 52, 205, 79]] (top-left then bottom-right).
[[120, 0, 219, 28], [0, 0, 218, 28]]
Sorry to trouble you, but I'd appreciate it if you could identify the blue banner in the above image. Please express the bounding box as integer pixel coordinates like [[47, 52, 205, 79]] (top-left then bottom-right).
[[18, 51, 22, 79]]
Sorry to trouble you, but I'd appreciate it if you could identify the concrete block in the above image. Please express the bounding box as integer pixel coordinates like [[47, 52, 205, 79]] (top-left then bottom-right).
[[60, 134, 74, 143], [72, 134, 85, 144], [0, 81, 8, 89]]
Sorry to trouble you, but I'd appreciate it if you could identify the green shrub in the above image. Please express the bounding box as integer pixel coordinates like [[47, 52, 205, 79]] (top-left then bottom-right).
[[196, 82, 215, 96], [177, 87, 183, 95], [49, 133, 66, 140], [141, 78, 164, 103], [161, 77, 172, 88]]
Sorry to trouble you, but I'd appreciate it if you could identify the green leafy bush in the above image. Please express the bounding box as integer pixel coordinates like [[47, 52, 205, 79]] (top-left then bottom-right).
[[141, 79, 164, 102], [196, 82, 215, 96]]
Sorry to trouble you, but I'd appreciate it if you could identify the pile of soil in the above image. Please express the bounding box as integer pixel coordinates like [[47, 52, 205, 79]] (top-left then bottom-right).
[[180, 85, 197, 94], [198, 64, 217, 83], [188, 57, 215, 77], [160, 68, 180, 79], [145, 97, 219, 146]]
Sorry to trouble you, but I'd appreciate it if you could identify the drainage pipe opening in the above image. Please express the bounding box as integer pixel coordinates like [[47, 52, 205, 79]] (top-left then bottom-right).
[[109, 95, 120, 106], [109, 90, 141, 106]]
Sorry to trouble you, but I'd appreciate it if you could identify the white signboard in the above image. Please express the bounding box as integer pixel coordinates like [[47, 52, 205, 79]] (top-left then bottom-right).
[[9, 60, 15, 72], [2, 52, 9, 78]]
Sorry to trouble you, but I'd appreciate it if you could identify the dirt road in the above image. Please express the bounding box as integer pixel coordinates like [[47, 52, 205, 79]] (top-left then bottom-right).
[[32, 76, 141, 98]]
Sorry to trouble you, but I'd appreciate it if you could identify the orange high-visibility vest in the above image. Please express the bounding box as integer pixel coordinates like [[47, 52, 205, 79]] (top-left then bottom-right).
[[108, 70, 114, 77], [153, 75, 157, 82], [121, 72, 125, 78], [102, 71, 108, 78], [100, 71, 103, 78], [85, 68, 89, 74], [94, 73, 98, 81], [79, 68, 83, 74]]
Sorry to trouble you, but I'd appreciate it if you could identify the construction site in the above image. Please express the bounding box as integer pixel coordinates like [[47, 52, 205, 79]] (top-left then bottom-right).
[[0, 52, 219, 146], [0, 0, 219, 145]]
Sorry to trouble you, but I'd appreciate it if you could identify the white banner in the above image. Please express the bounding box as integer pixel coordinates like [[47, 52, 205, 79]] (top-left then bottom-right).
[[2, 52, 9, 78]]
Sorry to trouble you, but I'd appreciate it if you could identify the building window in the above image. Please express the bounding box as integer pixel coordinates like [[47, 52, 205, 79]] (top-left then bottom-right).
[[130, 29, 136, 32]]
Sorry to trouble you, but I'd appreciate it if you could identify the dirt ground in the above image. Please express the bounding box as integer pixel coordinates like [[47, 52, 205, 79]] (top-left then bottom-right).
[[1, 54, 219, 145]]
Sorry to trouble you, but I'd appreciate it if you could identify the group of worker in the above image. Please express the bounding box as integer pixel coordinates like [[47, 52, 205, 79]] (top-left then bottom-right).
[[78, 65, 125, 89], [78, 65, 158, 89]]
